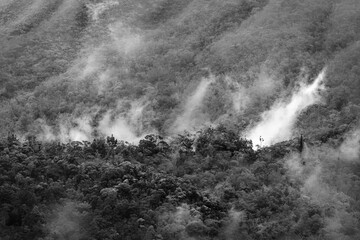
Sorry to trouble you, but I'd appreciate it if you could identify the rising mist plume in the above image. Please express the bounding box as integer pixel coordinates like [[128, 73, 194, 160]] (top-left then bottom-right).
[[247, 69, 326, 148], [172, 75, 215, 133], [225, 70, 278, 113]]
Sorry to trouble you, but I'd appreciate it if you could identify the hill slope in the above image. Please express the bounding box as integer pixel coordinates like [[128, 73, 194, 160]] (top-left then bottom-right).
[[0, 0, 359, 142]]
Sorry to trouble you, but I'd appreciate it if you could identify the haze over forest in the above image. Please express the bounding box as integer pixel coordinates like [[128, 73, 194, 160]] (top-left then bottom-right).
[[0, 0, 360, 239]]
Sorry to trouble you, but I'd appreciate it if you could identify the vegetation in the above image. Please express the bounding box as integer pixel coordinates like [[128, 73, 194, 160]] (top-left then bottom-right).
[[0, 126, 359, 239]]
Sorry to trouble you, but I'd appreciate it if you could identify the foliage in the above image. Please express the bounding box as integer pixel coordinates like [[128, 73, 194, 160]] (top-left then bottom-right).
[[0, 128, 359, 239]]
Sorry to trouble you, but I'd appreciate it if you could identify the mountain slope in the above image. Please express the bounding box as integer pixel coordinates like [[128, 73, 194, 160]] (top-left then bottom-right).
[[0, 0, 359, 146]]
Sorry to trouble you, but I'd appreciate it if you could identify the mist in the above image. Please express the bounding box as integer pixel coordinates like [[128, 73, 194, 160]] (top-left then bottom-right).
[[35, 115, 93, 143], [98, 112, 139, 143], [45, 201, 90, 240], [224, 69, 278, 114], [27, 0, 150, 143], [339, 128, 360, 161], [224, 76, 251, 113], [223, 208, 246, 240], [62, 117, 93, 142], [172, 75, 215, 134], [87, 0, 119, 21], [158, 203, 205, 240], [284, 129, 360, 239], [35, 103, 152, 144], [247, 69, 326, 148]]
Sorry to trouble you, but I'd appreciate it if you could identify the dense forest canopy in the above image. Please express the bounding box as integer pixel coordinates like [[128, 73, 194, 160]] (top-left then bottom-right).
[[1, 128, 360, 239], [0, 0, 360, 239]]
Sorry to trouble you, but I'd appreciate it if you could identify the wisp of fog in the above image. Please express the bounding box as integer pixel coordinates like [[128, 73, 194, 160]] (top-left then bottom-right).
[[247, 69, 326, 148]]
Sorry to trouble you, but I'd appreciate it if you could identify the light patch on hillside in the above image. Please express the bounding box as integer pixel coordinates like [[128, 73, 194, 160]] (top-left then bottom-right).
[[5, 0, 47, 28], [0, 0, 13, 8], [87, 0, 119, 21], [109, 21, 143, 56]]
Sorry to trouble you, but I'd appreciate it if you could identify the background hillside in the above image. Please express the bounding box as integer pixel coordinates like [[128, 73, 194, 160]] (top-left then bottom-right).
[[0, 0, 359, 141]]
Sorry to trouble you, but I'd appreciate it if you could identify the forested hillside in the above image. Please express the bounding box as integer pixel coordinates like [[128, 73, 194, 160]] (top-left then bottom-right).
[[0, 0, 360, 239], [0, 0, 359, 140]]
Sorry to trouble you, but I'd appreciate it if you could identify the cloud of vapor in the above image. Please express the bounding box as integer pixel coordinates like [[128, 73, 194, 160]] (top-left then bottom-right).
[[223, 208, 246, 240], [285, 149, 325, 202], [158, 203, 205, 240], [98, 98, 155, 143], [87, 0, 119, 21], [4, 0, 47, 31], [64, 117, 93, 142], [39, 7, 148, 142], [46, 201, 90, 240], [285, 127, 360, 184], [76, 20, 143, 92], [224, 70, 278, 113], [284, 139, 360, 239], [97, 98, 155, 143], [247, 69, 326, 148], [96, 68, 113, 94], [295, 160, 351, 223], [310, 127, 360, 163], [109, 21, 143, 56], [252, 71, 279, 98], [80, 47, 105, 79], [172, 75, 215, 133], [301, 164, 329, 203], [128, 100, 149, 134], [34, 114, 94, 143], [35, 113, 143, 144], [10, 0, 148, 144], [34, 98, 154, 144], [339, 128, 360, 161], [68, 6, 144, 90], [35, 119, 57, 142], [98, 112, 139, 143], [224, 76, 251, 113]]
